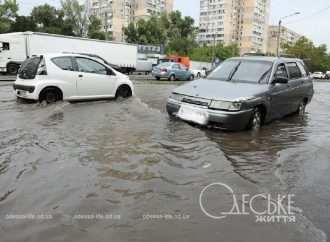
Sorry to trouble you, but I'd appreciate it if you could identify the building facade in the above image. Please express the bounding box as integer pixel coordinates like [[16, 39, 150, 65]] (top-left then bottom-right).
[[89, 0, 173, 42], [198, 0, 271, 55], [267, 25, 302, 55]]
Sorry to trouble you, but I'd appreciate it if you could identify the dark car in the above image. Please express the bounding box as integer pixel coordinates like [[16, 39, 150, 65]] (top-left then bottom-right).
[[166, 56, 314, 131]]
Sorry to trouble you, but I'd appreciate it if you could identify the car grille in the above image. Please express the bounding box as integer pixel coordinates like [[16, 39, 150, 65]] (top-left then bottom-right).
[[182, 97, 210, 107]]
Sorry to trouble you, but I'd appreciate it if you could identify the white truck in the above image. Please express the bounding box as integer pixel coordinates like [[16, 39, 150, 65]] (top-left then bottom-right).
[[0, 32, 137, 75], [190, 61, 212, 78]]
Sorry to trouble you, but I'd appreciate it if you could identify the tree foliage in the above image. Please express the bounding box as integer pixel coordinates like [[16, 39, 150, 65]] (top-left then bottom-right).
[[61, 0, 88, 37], [189, 43, 239, 62], [123, 11, 197, 55], [283, 37, 330, 72], [0, 0, 18, 33], [87, 15, 108, 40]]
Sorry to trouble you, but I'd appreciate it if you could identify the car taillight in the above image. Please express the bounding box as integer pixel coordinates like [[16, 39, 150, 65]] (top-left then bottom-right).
[[37, 64, 47, 75]]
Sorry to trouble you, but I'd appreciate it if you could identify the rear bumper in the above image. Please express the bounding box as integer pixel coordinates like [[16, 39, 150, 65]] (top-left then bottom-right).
[[166, 99, 253, 131], [152, 71, 170, 79], [13, 84, 38, 100]]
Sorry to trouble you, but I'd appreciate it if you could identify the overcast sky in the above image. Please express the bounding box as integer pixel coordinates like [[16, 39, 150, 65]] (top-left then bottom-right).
[[17, 0, 330, 48]]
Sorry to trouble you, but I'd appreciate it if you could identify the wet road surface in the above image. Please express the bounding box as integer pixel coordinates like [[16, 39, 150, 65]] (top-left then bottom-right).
[[0, 81, 329, 242]]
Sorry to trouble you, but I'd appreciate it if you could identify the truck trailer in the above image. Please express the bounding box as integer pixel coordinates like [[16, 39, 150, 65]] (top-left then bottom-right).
[[0, 32, 137, 75]]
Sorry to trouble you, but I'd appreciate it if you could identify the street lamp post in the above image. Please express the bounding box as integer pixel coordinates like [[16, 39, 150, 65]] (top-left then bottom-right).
[[276, 12, 301, 57]]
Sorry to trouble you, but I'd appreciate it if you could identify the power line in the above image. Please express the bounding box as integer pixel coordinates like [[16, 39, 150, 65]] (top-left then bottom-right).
[[285, 5, 330, 24]]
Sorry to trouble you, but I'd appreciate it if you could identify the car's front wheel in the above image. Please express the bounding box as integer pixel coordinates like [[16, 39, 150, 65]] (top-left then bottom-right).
[[248, 108, 262, 130], [297, 100, 307, 116], [188, 75, 194, 81], [116, 85, 132, 99]]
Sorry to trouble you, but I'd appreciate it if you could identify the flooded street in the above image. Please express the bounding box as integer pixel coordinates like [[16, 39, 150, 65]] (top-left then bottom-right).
[[0, 81, 329, 242]]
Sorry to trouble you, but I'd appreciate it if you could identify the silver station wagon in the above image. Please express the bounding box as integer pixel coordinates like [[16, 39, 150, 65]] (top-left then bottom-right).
[[166, 56, 314, 131]]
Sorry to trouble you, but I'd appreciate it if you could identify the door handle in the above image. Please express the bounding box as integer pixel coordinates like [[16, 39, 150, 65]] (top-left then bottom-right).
[[78, 74, 83, 78]]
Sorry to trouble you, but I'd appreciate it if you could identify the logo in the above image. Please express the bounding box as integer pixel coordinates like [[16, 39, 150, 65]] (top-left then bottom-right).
[[199, 183, 297, 223]]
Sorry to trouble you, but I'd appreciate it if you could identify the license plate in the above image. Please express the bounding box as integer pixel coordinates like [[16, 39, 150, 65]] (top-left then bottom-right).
[[17, 90, 27, 96], [177, 104, 209, 125]]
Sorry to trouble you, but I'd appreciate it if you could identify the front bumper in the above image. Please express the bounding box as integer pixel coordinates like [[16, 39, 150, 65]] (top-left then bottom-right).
[[166, 99, 253, 131]]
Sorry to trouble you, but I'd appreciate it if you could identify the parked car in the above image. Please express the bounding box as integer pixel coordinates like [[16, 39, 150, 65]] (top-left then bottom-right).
[[152, 62, 194, 81], [167, 56, 314, 131], [325, 71, 330, 79], [13, 53, 134, 103], [311, 72, 325, 79]]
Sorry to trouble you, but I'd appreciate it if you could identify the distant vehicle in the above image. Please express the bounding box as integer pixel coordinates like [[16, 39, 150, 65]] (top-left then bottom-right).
[[136, 59, 153, 74], [311, 72, 325, 79], [325, 71, 330, 79], [152, 62, 194, 81], [190, 61, 212, 78], [0, 32, 137, 75], [167, 56, 314, 131], [13, 53, 134, 103]]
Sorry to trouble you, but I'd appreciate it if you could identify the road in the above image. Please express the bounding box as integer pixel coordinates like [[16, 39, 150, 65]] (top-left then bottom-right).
[[0, 81, 329, 242]]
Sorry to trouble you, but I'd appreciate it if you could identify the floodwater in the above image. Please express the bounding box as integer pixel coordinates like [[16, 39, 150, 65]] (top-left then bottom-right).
[[0, 81, 329, 242]]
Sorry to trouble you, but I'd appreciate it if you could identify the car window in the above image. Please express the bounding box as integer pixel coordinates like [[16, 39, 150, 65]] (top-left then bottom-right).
[[52, 57, 74, 71], [180, 64, 187, 70], [286, 62, 302, 79], [297, 62, 308, 77], [275, 63, 288, 79], [18, 56, 41, 80], [76, 57, 108, 75], [173, 64, 180, 69], [207, 60, 241, 81]]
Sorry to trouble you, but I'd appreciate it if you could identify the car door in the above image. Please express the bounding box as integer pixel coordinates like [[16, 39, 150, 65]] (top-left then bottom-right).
[[50, 56, 78, 98], [286, 62, 304, 113], [74, 57, 117, 98], [180, 64, 189, 79], [269, 63, 292, 119], [172, 64, 182, 79]]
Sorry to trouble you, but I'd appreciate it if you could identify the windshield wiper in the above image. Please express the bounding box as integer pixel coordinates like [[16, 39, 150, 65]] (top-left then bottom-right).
[[226, 62, 241, 82], [258, 67, 272, 83]]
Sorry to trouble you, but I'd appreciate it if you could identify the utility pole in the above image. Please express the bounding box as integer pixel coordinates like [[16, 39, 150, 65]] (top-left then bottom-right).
[[276, 12, 301, 57]]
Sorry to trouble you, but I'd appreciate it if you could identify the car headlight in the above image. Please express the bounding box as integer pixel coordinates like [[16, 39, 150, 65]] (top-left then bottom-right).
[[169, 93, 184, 102], [209, 100, 242, 111]]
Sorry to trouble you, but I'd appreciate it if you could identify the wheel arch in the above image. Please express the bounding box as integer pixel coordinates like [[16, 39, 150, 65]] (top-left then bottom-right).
[[39, 86, 63, 102], [115, 84, 133, 98]]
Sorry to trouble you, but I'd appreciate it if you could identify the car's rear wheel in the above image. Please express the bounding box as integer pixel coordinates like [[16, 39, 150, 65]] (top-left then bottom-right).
[[248, 107, 262, 130], [188, 75, 194, 81], [116, 85, 132, 99], [7, 63, 20, 75], [156, 76, 161, 80], [169, 74, 176, 81], [39, 88, 62, 104]]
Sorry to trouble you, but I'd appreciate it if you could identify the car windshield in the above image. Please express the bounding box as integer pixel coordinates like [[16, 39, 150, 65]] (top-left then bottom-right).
[[207, 60, 273, 84], [158, 63, 171, 67]]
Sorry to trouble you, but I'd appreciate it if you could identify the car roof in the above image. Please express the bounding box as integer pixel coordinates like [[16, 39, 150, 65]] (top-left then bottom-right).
[[228, 56, 303, 64]]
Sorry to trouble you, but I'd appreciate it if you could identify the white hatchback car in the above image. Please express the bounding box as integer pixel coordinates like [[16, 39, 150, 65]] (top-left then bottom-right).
[[13, 53, 134, 103]]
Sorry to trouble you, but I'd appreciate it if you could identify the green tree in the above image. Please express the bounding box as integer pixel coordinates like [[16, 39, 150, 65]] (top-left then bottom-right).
[[87, 15, 107, 40], [189, 43, 239, 62], [0, 0, 18, 33], [61, 0, 88, 37], [10, 15, 36, 32], [283, 37, 330, 72]]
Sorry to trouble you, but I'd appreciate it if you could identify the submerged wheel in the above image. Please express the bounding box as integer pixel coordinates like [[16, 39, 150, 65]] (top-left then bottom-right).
[[297, 100, 307, 116], [39, 88, 62, 104], [116, 85, 132, 99], [196, 73, 201, 79], [156, 76, 161, 80], [248, 107, 262, 130]]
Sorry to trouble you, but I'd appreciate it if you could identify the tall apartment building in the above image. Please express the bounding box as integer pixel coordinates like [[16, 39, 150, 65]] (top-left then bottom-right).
[[198, 0, 271, 55], [89, 0, 173, 42], [267, 25, 302, 55]]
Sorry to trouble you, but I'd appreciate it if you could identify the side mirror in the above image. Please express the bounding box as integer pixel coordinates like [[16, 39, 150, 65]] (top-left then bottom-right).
[[273, 76, 289, 84]]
